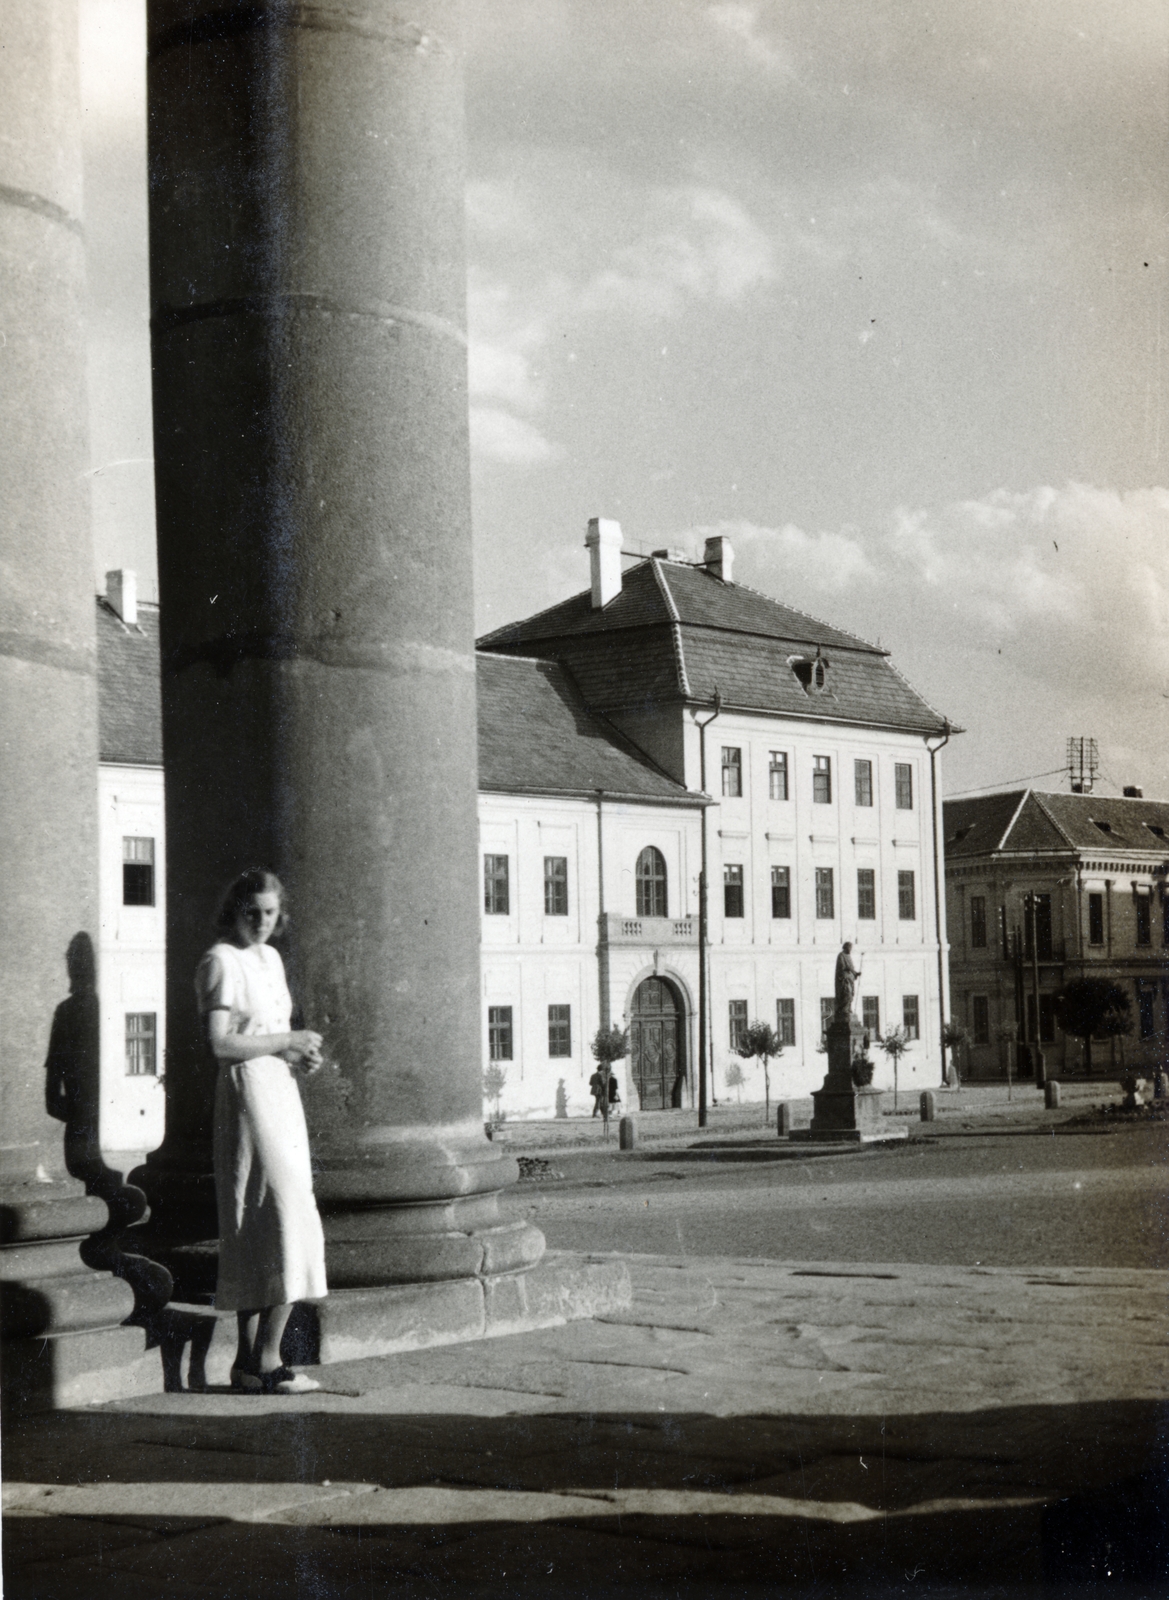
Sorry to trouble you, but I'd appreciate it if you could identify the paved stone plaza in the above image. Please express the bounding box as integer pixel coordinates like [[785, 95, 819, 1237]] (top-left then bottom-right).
[[5, 1244, 1166, 1598]]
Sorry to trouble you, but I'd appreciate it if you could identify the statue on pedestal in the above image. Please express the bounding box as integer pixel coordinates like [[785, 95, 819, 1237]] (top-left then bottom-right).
[[834, 942, 860, 1021]]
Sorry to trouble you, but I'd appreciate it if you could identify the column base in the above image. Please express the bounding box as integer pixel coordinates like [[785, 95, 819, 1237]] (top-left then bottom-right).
[[150, 1252, 632, 1387], [1, 1325, 160, 1417]]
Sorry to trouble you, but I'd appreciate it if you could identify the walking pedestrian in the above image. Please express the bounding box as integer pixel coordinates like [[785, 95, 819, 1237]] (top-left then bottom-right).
[[196, 870, 328, 1395]]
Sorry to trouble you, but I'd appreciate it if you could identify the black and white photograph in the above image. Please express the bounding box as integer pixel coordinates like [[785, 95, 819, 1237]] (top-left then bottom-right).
[[2, 1, 1166, 1595]]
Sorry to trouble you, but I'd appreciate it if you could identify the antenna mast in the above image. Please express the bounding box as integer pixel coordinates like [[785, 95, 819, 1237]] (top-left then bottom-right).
[[1066, 737, 1098, 794]]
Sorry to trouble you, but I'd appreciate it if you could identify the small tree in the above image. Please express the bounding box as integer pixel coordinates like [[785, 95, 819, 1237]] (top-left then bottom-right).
[[941, 1021, 968, 1088], [724, 1061, 745, 1103], [590, 1024, 630, 1135], [736, 1020, 782, 1124], [875, 1026, 911, 1110], [482, 1064, 506, 1126], [1054, 979, 1133, 1076]]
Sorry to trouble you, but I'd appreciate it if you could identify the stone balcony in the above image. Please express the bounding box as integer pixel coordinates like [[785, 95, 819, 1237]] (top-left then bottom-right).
[[600, 913, 697, 947]]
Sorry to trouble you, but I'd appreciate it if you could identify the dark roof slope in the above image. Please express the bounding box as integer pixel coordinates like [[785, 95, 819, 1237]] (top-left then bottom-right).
[[944, 789, 1169, 859], [476, 653, 700, 804], [96, 599, 162, 765], [479, 557, 948, 733], [478, 558, 875, 653]]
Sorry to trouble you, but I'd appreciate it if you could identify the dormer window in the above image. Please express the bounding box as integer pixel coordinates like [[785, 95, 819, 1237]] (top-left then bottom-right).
[[1146, 823, 1166, 841], [1093, 820, 1114, 836], [949, 824, 974, 846], [791, 651, 830, 693]]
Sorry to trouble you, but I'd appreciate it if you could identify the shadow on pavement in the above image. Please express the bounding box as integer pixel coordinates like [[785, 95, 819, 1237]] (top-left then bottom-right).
[[4, 1398, 1166, 1598]]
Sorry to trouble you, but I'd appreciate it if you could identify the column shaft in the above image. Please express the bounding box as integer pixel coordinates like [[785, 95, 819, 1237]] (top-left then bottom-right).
[[0, 1, 137, 1401], [142, 0, 541, 1289]]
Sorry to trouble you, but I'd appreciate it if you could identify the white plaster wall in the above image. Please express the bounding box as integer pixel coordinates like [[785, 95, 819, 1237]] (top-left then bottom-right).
[[98, 763, 166, 1163]]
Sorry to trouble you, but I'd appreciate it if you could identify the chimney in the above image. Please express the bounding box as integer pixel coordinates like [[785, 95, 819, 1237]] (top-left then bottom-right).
[[703, 534, 734, 583], [1123, 785, 1143, 799], [586, 517, 623, 609], [106, 568, 138, 626]]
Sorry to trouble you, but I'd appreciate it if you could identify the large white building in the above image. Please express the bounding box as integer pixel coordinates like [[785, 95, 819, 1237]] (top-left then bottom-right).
[[477, 524, 955, 1116], [94, 524, 956, 1147]]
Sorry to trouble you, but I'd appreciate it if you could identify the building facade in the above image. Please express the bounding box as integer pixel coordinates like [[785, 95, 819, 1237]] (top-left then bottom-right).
[[944, 788, 1169, 1078], [478, 525, 955, 1114]]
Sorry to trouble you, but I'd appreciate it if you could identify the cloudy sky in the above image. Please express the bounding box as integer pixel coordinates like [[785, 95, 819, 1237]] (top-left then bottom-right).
[[80, 0, 1168, 797]]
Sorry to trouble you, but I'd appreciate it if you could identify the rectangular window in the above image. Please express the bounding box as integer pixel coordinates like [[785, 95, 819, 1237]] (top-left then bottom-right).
[[723, 864, 744, 919], [721, 746, 742, 798], [548, 1003, 572, 1057], [898, 870, 916, 920], [1135, 891, 1152, 947], [543, 856, 568, 917], [1026, 994, 1056, 1043], [487, 1005, 513, 1060], [776, 998, 795, 1046], [971, 994, 990, 1045], [857, 868, 876, 920], [1023, 893, 1053, 961], [483, 855, 510, 916], [862, 996, 880, 1038], [770, 865, 791, 919], [768, 751, 789, 801], [728, 999, 749, 1052], [1088, 892, 1105, 946], [812, 755, 832, 804], [970, 895, 987, 949], [895, 763, 914, 810], [854, 759, 873, 807], [820, 997, 835, 1041], [125, 1012, 157, 1076], [122, 837, 155, 906], [902, 995, 920, 1040], [1136, 984, 1156, 1039], [815, 867, 835, 919]]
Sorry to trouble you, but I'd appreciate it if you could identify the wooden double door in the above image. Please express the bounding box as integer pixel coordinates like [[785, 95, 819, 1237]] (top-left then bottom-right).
[[630, 977, 686, 1111]]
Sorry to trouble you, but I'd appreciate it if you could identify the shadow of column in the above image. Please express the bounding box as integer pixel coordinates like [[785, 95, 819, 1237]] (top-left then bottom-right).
[[44, 934, 172, 1320]]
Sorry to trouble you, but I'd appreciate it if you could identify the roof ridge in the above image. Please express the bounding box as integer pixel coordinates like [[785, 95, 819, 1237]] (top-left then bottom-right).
[[1028, 790, 1076, 847], [997, 789, 1033, 852], [649, 560, 691, 698], [880, 650, 952, 733], [650, 558, 682, 624], [711, 571, 887, 655]]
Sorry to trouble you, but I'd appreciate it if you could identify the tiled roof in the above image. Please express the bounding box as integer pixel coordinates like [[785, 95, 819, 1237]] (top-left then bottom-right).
[[944, 789, 1169, 859], [476, 653, 700, 804], [478, 558, 876, 652], [479, 557, 948, 733], [96, 599, 162, 765]]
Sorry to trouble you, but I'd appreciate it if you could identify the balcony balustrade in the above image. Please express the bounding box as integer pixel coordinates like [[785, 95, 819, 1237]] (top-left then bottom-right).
[[601, 912, 697, 946]]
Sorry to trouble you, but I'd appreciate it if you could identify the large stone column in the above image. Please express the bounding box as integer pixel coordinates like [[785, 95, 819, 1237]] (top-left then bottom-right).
[[141, 0, 542, 1293], [0, 1, 147, 1409]]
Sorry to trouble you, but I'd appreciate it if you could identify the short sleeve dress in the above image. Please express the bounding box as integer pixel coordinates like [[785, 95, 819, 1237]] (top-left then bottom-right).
[[195, 941, 327, 1312]]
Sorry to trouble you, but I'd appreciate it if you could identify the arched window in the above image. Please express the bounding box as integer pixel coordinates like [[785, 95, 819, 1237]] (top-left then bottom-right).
[[636, 846, 668, 918]]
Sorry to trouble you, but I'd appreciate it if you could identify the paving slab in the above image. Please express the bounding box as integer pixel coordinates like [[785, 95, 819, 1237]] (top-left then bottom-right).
[[4, 1252, 1166, 1598]]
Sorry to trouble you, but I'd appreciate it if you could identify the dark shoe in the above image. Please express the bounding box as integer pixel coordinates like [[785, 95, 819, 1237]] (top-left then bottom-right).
[[259, 1365, 320, 1395]]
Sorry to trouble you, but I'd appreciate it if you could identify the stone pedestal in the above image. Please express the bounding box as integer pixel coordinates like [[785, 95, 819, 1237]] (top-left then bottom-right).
[[0, 3, 160, 1413], [791, 1016, 905, 1144], [136, 0, 543, 1298]]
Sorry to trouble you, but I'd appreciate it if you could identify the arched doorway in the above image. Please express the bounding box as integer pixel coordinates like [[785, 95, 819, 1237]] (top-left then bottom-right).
[[630, 977, 687, 1111]]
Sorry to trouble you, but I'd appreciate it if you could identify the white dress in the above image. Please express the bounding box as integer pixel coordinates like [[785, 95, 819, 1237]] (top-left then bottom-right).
[[195, 941, 327, 1311]]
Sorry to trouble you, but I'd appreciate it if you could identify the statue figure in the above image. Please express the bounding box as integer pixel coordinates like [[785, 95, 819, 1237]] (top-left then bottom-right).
[[834, 942, 860, 1021]]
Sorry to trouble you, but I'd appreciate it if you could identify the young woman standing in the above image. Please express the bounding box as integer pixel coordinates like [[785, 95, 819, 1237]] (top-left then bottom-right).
[[196, 870, 328, 1394]]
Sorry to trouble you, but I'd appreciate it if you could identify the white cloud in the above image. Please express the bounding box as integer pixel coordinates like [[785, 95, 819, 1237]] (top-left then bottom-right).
[[581, 187, 777, 319], [705, 4, 790, 72], [470, 407, 563, 467]]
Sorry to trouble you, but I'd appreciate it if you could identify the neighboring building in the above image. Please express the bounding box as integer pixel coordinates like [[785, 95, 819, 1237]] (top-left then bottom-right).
[[944, 788, 1169, 1078], [479, 522, 955, 1112], [95, 572, 167, 1169]]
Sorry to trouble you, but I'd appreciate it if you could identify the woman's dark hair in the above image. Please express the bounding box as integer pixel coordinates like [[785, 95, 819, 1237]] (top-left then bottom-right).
[[215, 869, 289, 934]]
